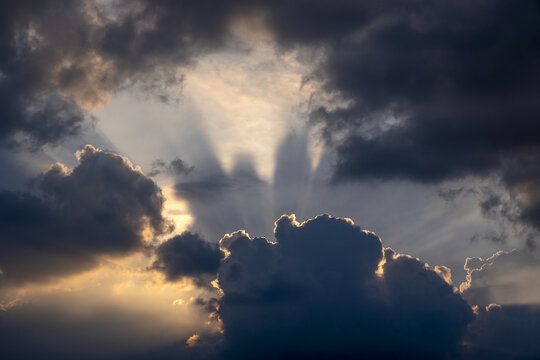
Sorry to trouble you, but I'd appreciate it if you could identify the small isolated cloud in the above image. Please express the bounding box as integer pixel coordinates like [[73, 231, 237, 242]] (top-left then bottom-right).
[[149, 157, 194, 177], [0, 145, 172, 284]]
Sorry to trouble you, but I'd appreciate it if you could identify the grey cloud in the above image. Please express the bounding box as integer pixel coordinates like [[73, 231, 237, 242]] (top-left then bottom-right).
[[4, 0, 540, 226], [0, 1, 93, 147], [173, 129, 506, 279], [0, 0, 242, 147], [292, 1, 540, 235], [216, 214, 473, 359], [0, 145, 171, 284], [461, 249, 540, 306], [500, 152, 540, 236], [151, 231, 222, 284], [463, 304, 540, 360]]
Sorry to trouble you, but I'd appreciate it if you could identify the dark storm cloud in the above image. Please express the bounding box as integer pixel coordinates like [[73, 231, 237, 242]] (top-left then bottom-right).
[[0, 145, 171, 284], [0, 0, 410, 147], [281, 1, 540, 232], [463, 304, 540, 360], [0, 0, 245, 147], [96, 0, 540, 233], [310, 0, 540, 178], [0, 0, 89, 146], [4, 0, 540, 192], [151, 231, 222, 283], [132, 0, 540, 239], [216, 214, 473, 359]]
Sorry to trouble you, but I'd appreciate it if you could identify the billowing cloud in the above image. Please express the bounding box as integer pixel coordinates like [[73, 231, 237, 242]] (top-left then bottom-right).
[[151, 231, 222, 284], [0, 0, 237, 146], [463, 304, 540, 359], [0, 145, 171, 284], [216, 214, 473, 359], [290, 0, 540, 234], [0, 0, 93, 146], [304, 1, 540, 179]]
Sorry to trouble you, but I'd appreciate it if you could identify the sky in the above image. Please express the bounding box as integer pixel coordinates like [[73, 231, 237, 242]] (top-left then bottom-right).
[[1, 1, 540, 359]]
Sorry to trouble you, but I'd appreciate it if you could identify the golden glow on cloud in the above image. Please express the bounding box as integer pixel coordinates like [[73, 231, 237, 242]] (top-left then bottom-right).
[[186, 334, 201, 347], [375, 257, 386, 278], [0, 251, 221, 348], [52, 53, 114, 112], [434, 265, 453, 286]]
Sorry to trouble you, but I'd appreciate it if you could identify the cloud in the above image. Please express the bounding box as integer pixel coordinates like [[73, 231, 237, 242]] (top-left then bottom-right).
[[148, 157, 194, 177], [463, 304, 540, 359], [499, 151, 540, 236], [151, 231, 223, 284], [0, 145, 171, 284], [3, 1, 540, 237], [305, 1, 540, 178], [216, 214, 473, 359], [0, 0, 93, 146], [277, 0, 540, 235], [5, 0, 539, 242], [461, 249, 540, 306]]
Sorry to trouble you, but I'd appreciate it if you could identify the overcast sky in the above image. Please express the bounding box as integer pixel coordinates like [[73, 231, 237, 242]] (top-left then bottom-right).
[[1, 1, 540, 359]]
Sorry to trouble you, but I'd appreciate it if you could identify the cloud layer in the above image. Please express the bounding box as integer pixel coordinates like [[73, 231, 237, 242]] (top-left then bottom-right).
[[3, 0, 540, 235]]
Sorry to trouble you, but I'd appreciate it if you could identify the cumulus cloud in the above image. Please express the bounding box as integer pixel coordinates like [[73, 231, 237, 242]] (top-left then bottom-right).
[[305, 1, 540, 179], [463, 304, 540, 359], [216, 214, 473, 359], [148, 157, 194, 177], [0, 0, 94, 146], [0, 145, 171, 284], [151, 231, 223, 284]]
